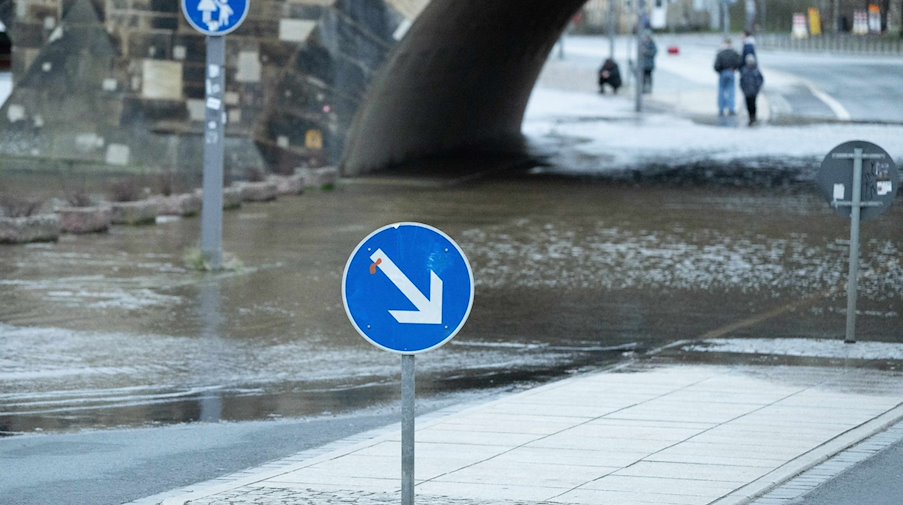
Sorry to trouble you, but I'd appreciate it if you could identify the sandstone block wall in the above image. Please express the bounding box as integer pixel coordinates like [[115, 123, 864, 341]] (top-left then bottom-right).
[[0, 0, 414, 177]]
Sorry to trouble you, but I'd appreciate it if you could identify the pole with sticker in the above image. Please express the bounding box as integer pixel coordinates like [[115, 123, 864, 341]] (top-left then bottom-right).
[[181, 0, 249, 269], [816, 141, 899, 343]]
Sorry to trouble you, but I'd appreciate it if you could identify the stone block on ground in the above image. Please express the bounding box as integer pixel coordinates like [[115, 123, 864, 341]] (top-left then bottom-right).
[[267, 174, 305, 195], [0, 215, 62, 243], [110, 200, 159, 225], [223, 187, 244, 209], [57, 206, 113, 234], [193, 188, 244, 210], [298, 166, 339, 189], [153, 193, 202, 217], [238, 181, 278, 202]]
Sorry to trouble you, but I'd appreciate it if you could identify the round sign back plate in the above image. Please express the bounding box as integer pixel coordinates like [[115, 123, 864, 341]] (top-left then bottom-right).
[[816, 140, 898, 221]]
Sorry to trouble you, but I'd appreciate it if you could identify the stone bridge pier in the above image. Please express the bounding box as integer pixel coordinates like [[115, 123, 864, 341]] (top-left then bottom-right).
[[341, 0, 586, 175]]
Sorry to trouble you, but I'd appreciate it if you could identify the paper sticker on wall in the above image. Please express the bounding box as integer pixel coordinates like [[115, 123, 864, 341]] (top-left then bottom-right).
[[305, 129, 324, 150], [833, 184, 845, 200]]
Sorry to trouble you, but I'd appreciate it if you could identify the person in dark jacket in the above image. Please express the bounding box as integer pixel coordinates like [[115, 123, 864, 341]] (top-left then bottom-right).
[[598, 58, 622, 94], [640, 33, 657, 94], [741, 31, 756, 60], [713, 37, 742, 116], [739, 53, 764, 125]]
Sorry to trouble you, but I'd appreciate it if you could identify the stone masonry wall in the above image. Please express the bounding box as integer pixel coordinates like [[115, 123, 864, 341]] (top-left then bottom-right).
[[0, 0, 413, 177]]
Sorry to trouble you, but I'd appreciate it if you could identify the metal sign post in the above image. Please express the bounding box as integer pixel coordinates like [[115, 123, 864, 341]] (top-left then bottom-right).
[[182, 0, 249, 270], [722, 0, 732, 34], [842, 148, 865, 343], [401, 354, 415, 505], [634, 0, 645, 112], [816, 141, 899, 344], [343, 223, 475, 505], [607, 0, 616, 59], [200, 35, 225, 269]]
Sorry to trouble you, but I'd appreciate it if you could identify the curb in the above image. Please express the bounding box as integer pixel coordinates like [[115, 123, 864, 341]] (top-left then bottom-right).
[[712, 402, 903, 505]]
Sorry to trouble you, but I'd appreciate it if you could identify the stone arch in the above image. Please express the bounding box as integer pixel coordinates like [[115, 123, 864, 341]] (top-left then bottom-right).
[[341, 0, 587, 175]]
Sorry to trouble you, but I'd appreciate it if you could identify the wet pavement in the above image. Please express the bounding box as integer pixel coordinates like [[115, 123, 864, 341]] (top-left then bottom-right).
[[2, 33, 903, 438], [137, 360, 903, 505], [2, 169, 902, 435]]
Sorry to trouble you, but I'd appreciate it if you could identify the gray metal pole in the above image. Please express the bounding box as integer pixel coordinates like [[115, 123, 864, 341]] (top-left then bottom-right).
[[634, 1, 644, 112], [401, 354, 415, 505], [844, 148, 863, 344], [608, 0, 617, 58], [745, 0, 757, 32], [723, 0, 731, 35], [200, 35, 226, 270]]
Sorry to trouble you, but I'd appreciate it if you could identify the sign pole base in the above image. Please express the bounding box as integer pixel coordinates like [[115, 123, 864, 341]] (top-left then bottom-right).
[[200, 35, 225, 270]]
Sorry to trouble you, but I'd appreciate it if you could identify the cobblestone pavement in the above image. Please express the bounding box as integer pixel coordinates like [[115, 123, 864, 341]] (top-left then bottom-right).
[[186, 487, 539, 505]]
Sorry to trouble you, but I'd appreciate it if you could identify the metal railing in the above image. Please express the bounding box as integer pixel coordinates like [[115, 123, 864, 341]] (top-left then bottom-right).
[[759, 33, 903, 55]]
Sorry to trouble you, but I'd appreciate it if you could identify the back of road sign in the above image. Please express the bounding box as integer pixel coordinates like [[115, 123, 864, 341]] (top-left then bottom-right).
[[816, 140, 898, 221], [342, 223, 474, 354], [182, 0, 249, 36]]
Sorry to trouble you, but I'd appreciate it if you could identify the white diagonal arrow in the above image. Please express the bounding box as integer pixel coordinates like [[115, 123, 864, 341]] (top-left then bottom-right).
[[370, 248, 443, 324]]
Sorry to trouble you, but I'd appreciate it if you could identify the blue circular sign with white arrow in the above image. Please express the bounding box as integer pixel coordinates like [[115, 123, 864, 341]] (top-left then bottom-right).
[[181, 0, 249, 36], [342, 223, 474, 354]]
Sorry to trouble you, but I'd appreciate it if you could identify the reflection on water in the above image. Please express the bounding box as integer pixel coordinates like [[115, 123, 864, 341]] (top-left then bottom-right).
[[198, 280, 223, 423], [0, 171, 901, 433]]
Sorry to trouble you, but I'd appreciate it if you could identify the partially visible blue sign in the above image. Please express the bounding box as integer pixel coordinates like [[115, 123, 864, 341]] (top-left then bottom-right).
[[182, 0, 249, 36], [342, 223, 474, 354]]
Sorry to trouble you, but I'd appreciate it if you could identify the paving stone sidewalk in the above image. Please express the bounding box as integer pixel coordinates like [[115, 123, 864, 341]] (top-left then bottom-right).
[[141, 362, 903, 505]]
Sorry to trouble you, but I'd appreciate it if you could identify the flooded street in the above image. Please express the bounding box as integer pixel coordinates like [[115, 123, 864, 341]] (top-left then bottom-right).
[[2, 169, 902, 434]]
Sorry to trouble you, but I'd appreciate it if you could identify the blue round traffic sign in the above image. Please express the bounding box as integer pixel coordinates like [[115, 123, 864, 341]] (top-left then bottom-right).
[[342, 223, 474, 354], [181, 0, 249, 36]]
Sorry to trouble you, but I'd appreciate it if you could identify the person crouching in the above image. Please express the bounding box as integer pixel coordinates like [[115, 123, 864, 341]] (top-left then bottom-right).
[[598, 58, 622, 94]]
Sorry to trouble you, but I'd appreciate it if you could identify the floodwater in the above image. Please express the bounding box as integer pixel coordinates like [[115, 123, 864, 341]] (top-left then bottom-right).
[[1, 167, 902, 434]]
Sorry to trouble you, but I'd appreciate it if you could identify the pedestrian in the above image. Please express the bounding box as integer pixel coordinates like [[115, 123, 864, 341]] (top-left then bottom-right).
[[741, 30, 756, 60], [640, 32, 657, 94], [713, 37, 742, 116], [739, 53, 764, 126], [597, 58, 622, 94]]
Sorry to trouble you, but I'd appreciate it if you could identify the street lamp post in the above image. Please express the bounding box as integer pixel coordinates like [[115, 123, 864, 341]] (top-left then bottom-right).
[[608, 0, 617, 59], [722, 0, 730, 35], [745, 0, 756, 32], [635, 0, 645, 112]]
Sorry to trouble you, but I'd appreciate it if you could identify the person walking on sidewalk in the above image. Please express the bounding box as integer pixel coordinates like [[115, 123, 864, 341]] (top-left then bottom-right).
[[713, 37, 742, 116], [640, 32, 657, 94], [739, 54, 764, 126]]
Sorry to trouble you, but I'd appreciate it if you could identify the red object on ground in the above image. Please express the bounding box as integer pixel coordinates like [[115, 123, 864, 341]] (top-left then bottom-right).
[[667, 46, 680, 55]]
